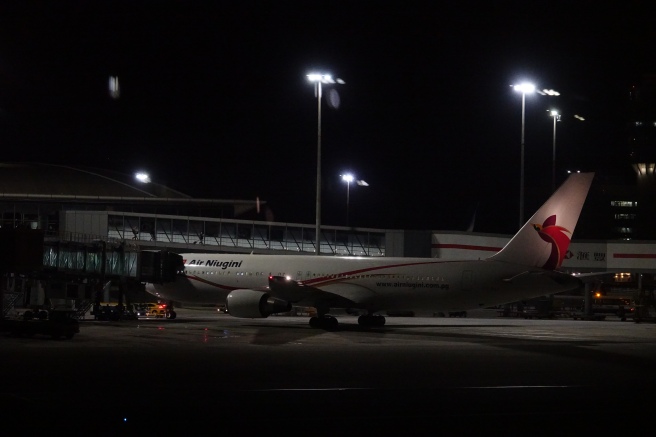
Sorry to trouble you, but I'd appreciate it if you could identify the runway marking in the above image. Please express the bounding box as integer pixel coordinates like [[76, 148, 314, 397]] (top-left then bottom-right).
[[467, 385, 578, 389], [494, 333, 580, 340], [472, 329, 585, 341]]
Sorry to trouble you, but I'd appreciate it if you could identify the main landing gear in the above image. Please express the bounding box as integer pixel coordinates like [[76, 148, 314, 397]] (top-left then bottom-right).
[[357, 314, 386, 327], [309, 315, 338, 330], [308, 311, 387, 329], [310, 308, 385, 331], [309, 307, 340, 330]]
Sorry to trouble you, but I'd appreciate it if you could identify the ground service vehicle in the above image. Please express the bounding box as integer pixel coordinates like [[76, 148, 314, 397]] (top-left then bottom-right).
[[135, 302, 176, 319]]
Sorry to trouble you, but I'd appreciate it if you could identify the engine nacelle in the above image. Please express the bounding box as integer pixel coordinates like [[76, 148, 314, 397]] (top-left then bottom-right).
[[226, 289, 291, 318]]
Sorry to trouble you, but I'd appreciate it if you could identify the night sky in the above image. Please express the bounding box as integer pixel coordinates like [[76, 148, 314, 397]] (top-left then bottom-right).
[[1, 1, 654, 233]]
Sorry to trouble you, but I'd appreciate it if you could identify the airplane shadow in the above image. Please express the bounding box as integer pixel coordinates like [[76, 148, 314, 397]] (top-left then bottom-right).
[[240, 318, 520, 345]]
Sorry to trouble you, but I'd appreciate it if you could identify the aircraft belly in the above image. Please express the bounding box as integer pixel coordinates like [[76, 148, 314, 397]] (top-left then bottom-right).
[[373, 287, 462, 312]]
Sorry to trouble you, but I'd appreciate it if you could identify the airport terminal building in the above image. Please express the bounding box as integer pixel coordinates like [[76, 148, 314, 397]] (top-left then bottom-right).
[[1, 162, 655, 316]]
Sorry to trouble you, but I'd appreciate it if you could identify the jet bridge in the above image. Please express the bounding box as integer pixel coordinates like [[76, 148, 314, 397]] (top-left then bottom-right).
[[138, 250, 184, 284], [2, 228, 183, 317]]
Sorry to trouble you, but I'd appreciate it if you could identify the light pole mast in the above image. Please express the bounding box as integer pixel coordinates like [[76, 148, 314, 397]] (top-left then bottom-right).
[[315, 80, 322, 255], [341, 173, 354, 226], [513, 82, 535, 229], [307, 73, 344, 255], [550, 110, 561, 192], [520, 90, 526, 228], [341, 173, 367, 228], [307, 74, 326, 255]]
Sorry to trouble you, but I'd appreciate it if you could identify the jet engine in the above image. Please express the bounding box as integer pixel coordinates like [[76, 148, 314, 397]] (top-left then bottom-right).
[[226, 289, 291, 318]]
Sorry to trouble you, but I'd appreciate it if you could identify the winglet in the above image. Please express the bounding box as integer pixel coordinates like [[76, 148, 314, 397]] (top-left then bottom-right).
[[489, 172, 594, 270]]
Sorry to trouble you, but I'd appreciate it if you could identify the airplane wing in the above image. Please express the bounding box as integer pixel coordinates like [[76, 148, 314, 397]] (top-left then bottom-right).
[[571, 271, 617, 283], [267, 276, 374, 309]]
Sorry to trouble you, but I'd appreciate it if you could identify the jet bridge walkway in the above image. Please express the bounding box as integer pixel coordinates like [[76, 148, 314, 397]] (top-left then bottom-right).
[[67, 211, 389, 256]]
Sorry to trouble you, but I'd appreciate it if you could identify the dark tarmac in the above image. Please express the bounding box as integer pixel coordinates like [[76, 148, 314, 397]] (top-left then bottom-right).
[[2, 308, 655, 436]]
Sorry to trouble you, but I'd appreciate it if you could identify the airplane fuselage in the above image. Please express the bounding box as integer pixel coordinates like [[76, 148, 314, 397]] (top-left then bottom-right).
[[146, 254, 581, 313]]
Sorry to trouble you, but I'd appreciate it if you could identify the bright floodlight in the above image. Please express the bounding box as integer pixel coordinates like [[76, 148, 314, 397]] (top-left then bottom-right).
[[550, 110, 559, 116], [307, 73, 344, 85], [341, 173, 354, 183], [307, 73, 333, 84], [108, 76, 120, 99], [513, 83, 536, 94], [135, 172, 150, 183]]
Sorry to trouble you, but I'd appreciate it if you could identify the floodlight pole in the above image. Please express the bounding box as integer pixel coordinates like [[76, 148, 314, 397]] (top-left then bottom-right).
[[308, 73, 343, 254], [550, 110, 560, 192], [315, 81, 322, 255], [520, 90, 526, 229], [513, 82, 535, 229], [341, 173, 354, 226], [345, 178, 350, 226]]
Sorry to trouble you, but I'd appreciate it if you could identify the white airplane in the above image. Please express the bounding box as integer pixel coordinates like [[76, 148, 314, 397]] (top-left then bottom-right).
[[145, 172, 594, 329]]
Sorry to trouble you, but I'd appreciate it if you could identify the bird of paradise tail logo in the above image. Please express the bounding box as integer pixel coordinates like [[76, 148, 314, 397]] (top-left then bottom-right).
[[532, 215, 571, 270]]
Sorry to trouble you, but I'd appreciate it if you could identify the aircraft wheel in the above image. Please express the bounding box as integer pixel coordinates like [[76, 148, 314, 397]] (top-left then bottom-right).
[[358, 314, 386, 327], [309, 317, 320, 328], [325, 315, 338, 330], [309, 315, 338, 330], [166, 311, 177, 320]]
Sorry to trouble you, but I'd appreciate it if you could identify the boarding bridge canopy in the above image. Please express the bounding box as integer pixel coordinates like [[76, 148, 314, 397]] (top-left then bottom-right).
[[62, 211, 387, 257]]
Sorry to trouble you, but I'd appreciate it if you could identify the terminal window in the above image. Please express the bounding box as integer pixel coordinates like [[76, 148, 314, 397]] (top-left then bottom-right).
[[611, 201, 638, 207]]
